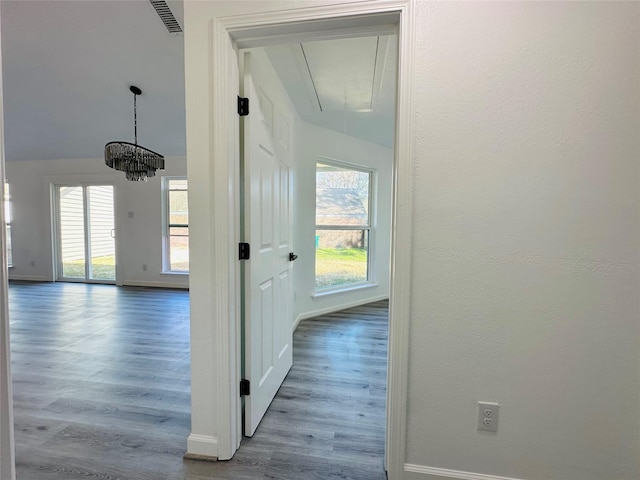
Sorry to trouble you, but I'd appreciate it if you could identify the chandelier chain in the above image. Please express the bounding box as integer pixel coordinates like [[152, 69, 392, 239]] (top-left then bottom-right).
[[133, 92, 138, 146]]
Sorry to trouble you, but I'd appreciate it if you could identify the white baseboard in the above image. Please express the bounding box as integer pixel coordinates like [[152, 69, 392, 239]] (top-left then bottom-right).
[[186, 433, 219, 459], [8, 277, 188, 290], [8, 275, 49, 282], [293, 294, 389, 331], [404, 464, 524, 480], [122, 280, 189, 290]]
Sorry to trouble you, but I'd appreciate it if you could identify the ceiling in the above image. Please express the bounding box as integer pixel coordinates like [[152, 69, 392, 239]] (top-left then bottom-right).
[[1, 0, 186, 162], [264, 35, 397, 148], [0, 0, 396, 163]]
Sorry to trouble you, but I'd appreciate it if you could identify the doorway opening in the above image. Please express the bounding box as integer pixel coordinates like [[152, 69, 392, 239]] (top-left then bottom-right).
[[53, 184, 116, 283], [185, 4, 414, 477], [237, 17, 397, 468]]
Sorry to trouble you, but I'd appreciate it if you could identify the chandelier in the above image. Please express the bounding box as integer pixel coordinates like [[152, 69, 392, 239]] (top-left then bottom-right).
[[105, 86, 165, 181]]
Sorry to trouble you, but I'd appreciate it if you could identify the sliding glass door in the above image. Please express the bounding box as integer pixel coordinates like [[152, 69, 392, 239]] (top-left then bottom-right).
[[56, 185, 116, 283]]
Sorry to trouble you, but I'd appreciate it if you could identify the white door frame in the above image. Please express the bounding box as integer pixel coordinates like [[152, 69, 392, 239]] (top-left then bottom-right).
[[0, 138, 16, 480], [187, 1, 415, 478], [0, 4, 16, 475]]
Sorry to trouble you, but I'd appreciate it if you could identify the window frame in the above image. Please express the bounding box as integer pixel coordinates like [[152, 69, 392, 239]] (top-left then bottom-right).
[[162, 176, 189, 274], [314, 159, 375, 293], [4, 180, 12, 268]]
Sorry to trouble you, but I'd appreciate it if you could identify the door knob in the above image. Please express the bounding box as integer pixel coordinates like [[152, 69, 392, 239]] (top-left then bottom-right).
[[289, 252, 298, 262]]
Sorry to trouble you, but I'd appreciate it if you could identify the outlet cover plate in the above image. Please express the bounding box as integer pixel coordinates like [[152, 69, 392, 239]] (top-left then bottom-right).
[[478, 401, 499, 432]]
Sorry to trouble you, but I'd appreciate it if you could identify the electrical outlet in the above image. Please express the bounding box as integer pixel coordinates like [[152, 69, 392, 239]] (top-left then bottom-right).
[[478, 402, 499, 432]]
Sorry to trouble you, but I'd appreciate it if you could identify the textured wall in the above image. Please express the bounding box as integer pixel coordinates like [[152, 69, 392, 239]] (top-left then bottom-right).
[[406, 2, 640, 479], [183, 0, 640, 476]]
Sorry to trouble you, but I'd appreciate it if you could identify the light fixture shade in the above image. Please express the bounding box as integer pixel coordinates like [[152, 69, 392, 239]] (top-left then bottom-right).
[[104, 85, 165, 181], [105, 141, 165, 181]]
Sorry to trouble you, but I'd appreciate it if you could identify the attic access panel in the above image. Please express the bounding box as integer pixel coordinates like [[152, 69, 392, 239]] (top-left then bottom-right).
[[301, 36, 379, 112]]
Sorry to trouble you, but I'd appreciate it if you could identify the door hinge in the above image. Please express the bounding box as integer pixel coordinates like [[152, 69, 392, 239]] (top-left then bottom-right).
[[240, 379, 251, 396], [237, 96, 249, 116], [239, 242, 250, 260]]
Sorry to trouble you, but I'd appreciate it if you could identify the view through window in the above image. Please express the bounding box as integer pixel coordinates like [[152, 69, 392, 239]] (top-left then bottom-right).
[[57, 185, 116, 281], [315, 162, 372, 290], [4, 181, 11, 267], [164, 178, 189, 273]]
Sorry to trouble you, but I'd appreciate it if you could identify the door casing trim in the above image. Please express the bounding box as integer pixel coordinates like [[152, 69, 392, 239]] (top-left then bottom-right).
[[190, 2, 415, 478]]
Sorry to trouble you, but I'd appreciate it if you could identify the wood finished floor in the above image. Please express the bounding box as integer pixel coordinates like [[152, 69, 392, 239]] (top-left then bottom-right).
[[9, 282, 388, 480]]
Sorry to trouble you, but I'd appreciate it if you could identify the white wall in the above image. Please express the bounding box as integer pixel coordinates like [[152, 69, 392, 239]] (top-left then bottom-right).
[[405, 2, 639, 480], [184, 1, 640, 478], [293, 120, 392, 323], [6, 156, 188, 289], [0, 4, 16, 477]]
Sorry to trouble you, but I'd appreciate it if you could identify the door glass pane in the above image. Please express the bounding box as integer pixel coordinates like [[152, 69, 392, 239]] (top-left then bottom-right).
[[87, 186, 116, 281], [59, 186, 86, 278], [315, 229, 368, 289]]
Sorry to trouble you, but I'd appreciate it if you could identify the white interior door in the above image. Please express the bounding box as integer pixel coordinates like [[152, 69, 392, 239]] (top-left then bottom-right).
[[242, 50, 294, 437]]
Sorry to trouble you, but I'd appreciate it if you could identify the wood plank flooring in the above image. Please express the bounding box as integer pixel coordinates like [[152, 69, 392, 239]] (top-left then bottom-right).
[[9, 282, 388, 479]]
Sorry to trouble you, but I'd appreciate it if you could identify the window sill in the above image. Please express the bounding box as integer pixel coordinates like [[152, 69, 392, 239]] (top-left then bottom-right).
[[161, 271, 189, 276], [312, 282, 378, 299]]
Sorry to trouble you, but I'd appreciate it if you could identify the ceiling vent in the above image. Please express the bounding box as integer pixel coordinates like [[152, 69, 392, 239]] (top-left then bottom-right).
[[149, 0, 182, 33]]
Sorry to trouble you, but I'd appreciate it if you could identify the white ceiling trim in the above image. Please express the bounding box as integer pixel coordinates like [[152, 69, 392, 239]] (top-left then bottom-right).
[[230, 13, 398, 48]]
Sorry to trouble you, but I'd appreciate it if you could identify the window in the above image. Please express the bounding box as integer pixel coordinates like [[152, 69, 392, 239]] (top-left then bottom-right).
[[4, 181, 12, 268], [163, 177, 189, 273], [55, 184, 116, 282], [315, 161, 372, 290]]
